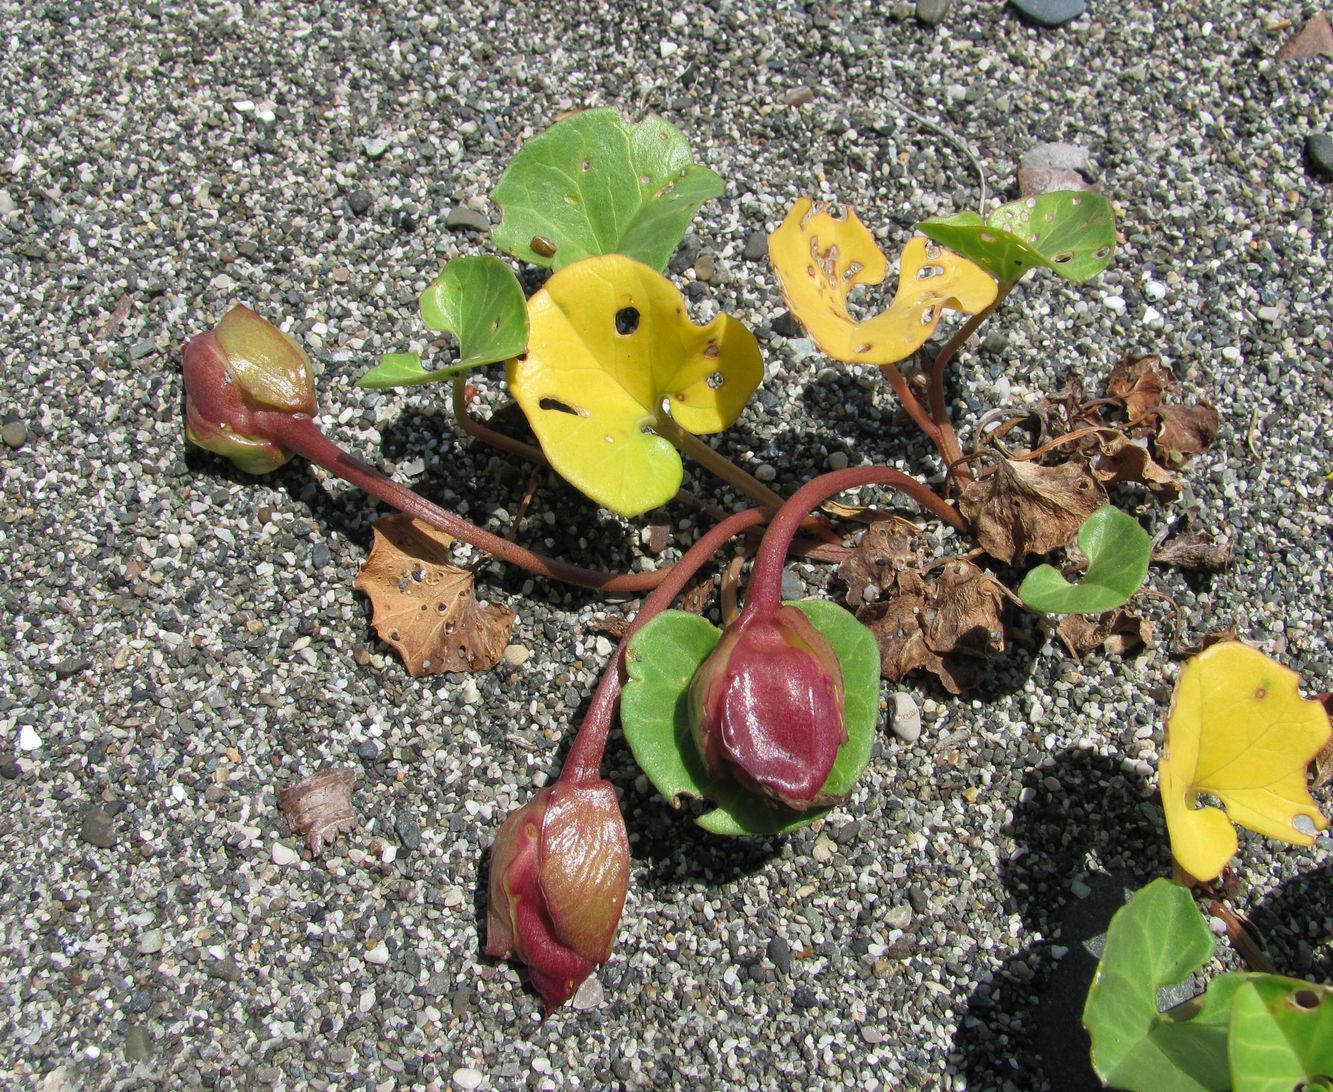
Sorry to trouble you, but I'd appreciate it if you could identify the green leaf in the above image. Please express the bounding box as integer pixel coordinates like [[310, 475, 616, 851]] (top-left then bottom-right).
[[1083, 878, 1242, 1091], [918, 191, 1116, 285], [491, 109, 724, 272], [358, 256, 527, 388], [1228, 977, 1333, 1090], [620, 600, 879, 836], [1017, 506, 1151, 615]]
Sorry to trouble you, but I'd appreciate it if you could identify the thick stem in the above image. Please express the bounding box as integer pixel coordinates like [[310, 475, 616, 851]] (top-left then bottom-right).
[[656, 415, 787, 512], [560, 507, 769, 786], [878, 363, 942, 445], [747, 467, 967, 616], [451, 378, 549, 467], [255, 411, 670, 594]]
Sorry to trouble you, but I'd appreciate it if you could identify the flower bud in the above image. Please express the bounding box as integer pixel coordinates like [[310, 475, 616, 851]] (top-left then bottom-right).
[[182, 305, 316, 474], [688, 605, 847, 811], [485, 780, 629, 1012]]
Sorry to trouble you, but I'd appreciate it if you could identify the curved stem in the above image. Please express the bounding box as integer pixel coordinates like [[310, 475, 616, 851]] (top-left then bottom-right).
[[878, 363, 942, 444], [747, 467, 967, 617], [451, 377, 549, 467], [560, 507, 769, 786], [255, 411, 670, 594], [656, 416, 787, 512]]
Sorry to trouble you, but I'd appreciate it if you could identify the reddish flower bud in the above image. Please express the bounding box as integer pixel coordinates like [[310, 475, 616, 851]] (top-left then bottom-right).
[[688, 604, 847, 811], [182, 305, 316, 474], [485, 780, 629, 1012]]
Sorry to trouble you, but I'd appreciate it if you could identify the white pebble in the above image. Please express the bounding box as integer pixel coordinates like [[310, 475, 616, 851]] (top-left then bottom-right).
[[365, 941, 390, 965], [755, 463, 777, 482], [271, 842, 299, 867], [1102, 295, 1126, 314], [17, 724, 40, 751], [452, 1068, 484, 1091], [891, 692, 921, 744], [358, 987, 375, 1013], [660, 39, 678, 58], [1142, 279, 1167, 301], [594, 636, 614, 657]]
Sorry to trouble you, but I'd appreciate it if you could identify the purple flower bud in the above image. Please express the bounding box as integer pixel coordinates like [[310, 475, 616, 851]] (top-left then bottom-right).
[[688, 604, 847, 811], [182, 305, 316, 474], [485, 780, 629, 1012]]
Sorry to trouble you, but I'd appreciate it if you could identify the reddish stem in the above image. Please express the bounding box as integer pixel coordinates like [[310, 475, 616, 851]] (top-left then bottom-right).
[[878, 363, 942, 445], [560, 507, 768, 786], [254, 411, 670, 594], [747, 467, 966, 616]]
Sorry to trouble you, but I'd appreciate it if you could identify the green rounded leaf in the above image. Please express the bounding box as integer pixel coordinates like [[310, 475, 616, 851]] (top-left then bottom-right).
[[918, 191, 1116, 285], [1084, 878, 1241, 1091], [1018, 505, 1151, 615], [620, 600, 879, 836], [1227, 977, 1333, 1091], [358, 256, 527, 388], [491, 109, 724, 272]]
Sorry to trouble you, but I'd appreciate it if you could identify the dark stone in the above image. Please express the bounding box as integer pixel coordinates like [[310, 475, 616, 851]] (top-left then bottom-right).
[[347, 189, 372, 216], [80, 806, 117, 848], [767, 935, 793, 976], [908, 886, 929, 914], [792, 986, 818, 1009], [772, 311, 803, 338], [1008, 0, 1086, 28], [0, 760, 20, 780], [356, 740, 379, 760], [445, 206, 490, 232], [205, 956, 242, 982], [394, 812, 421, 852], [311, 543, 331, 569], [53, 655, 92, 680], [741, 229, 768, 262], [124, 1023, 152, 1062], [235, 239, 259, 259], [2, 421, 28, 449], [1307, 133, 1333, 179]]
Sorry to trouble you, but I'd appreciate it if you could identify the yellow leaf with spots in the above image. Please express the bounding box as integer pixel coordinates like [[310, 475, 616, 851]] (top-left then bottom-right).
[[507, 254, 763, 518], [768, 198, 997, 366], [1160, 641, 1330, 882]]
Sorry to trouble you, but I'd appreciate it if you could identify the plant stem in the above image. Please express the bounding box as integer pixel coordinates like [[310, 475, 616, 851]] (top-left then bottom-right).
[[560, 507, 769, 787], [747, 466, 967, 616], [877, 363, 943, 446], [656, 415, 788, 512], [253, 411, 671, 594], [450, 377, 549, 468]]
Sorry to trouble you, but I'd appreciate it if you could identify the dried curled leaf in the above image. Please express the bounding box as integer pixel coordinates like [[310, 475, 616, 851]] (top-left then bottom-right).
[[768, 198, 997, 366], [1152, 530, 1235, 573], [277, 767, 357, 856], [959, 455, 1106, 565], [1105, 355, 1219, 467], [354, 515, 516, 677], [1160, 642, 1331, 882], [1057, 609, 1153, 659], [836, 518, 926, 608], [1090, 435, 1180, 501]]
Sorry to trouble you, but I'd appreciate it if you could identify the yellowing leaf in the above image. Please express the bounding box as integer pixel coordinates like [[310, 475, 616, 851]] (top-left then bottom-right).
[[354, 515, 516, 676], [1160, 641, 1330, 882], [768, 198, 997, 365], [506, 253, 763, 517]]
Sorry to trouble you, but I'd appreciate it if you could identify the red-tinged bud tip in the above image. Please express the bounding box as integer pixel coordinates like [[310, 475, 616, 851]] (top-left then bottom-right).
[[688, 604, 848, 811], [182, 306, 316, 473], [485, 780, 629, 1013]]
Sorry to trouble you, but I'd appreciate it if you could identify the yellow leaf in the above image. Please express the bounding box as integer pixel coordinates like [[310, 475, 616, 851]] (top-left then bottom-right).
[[768, 198, 998, 365], [506, 254, 763, 518], [1160, 641, 1330, 882]]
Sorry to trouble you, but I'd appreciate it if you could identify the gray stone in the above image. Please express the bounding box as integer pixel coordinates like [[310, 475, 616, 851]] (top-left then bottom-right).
[[347, 189, 372, 215], [80, 806, 117, 849], [1009, 0, 1086, 28], [742, 230, 768, 262], [916, 0, 952, 26], [767, 936, 793, 975], [445, 206, 490, 232], [2, 421, 28, 449], [1307, 133, 1333, 179], [124, 1023, 152, 1062]]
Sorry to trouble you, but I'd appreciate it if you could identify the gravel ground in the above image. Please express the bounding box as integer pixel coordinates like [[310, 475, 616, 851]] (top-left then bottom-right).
[[1, 2, 1330, 1089]]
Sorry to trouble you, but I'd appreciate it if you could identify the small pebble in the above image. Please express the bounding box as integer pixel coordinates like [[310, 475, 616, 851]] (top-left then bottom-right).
[[2, 421, 27, 449], [365, 941, 390, 965], [571, 975, 604, 1010], [891, 692, 922, 744], [784, 86, 814, 107], [138, 930, 164, 955], [502, 644, 531, 665], [1008, 0, 1086, 28], [452, 1067, 484, 1091], [446, 206, 490, 232], [18, 724, 41, 751], [742, 230, 768, 262], [693, 254, 716, 282], [348, 189, 372, 215], [1307, 133, 1333, 178], [80, 806, 117, 848], [767, 936, 793, 975], [271, 842, 299, 867]]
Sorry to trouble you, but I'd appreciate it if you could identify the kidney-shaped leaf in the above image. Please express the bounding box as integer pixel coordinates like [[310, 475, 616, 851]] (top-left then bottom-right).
[[359, 256, 529, 388], [1228, 977, 1333, 1091], [1017, 505, 1151, 614], [1084, 878, 1241, 1092], [620, 600, 879, 835], [919, 191, 1116, 285], [491, 109, 724, 271], [1160, 641, 1331, 882], [506, 253, 763, 518], [769, 198, 997, 366]]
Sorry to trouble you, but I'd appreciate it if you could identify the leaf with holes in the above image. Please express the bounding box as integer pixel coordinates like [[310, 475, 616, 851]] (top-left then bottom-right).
[[353, 515, 516, 676], [620, 601, 879, 835], [491, 109, 724, 271], [919, 191, 1116, 285], [1228, 977, 1333, 1090], [768, 199, 997, 366], [359, 256, 529, 388], [1160, 641, 1330, 882], [506, 253, 763, 517], [1084, 878, 1247, 1091], [1017, 506, 1151, 614]]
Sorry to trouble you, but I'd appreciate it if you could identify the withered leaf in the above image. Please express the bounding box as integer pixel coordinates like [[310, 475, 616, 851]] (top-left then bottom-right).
[[1105, 354, 1168, 423], [277, 766, 357, 856], [1276, 13, 1333, 61], [959, 455, 1106, 565], [1154, 403, 1220, 466], [858, 594, 942, 684], [837, 518, 926, 608], [1056, 609, 1153, 659], [1104, 355, 1218, 466], [1152, 530, 1234, 572], [354, 515, 516, 677], [1090, 435, 1180, 501]]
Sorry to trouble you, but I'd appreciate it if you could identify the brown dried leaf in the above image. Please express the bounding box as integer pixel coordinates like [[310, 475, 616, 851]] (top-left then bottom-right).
[[837, 518, 926, 608], [354, 515, 516, 677], [959, 455, 1106, 565], [921, 560, 1008, 693], [1056, 609, 1153, 659], [1105, 354, 1169, 423], [857, 594, 942, 683], [1090, 435, 1180, 501], [678, 577, 714, 616], [589, 614, 630, 640], [1104, 356, 1218, 466], [1173, 626, 1239, 657], [277, 766, 357, 856], [1154, 403, 1220, 466], [1153, 530, 1235, 572], [1276, 12, 1333, 60]]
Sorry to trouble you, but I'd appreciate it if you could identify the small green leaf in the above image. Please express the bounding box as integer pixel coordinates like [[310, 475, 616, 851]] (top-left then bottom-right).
[[358, 256, 527, 388], [1018, 506, 1150, 615], [620, 600, 879, 836], [1228, 977, 1333, 1090], [1083, 878, 1241, 1091], [491, 109, 724, 272], [918, 191, 1116, 285]]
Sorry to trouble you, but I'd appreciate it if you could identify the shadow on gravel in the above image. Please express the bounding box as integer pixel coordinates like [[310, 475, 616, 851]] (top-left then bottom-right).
[[1249, 859, 1333, 985], [952, 748, 1167, 1091]]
